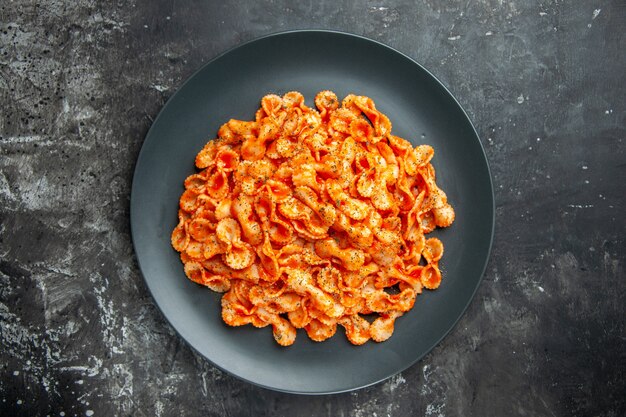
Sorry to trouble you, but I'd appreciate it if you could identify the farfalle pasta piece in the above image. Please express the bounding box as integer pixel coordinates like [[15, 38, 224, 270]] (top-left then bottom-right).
[[179, 188, 203, 213], [405, 144, 434, 176], [315, 90, 339, 120], [370, 310, 404, 342], [171, 91, 454, 346], [293, 186, 336, 226], [333, 211, 374, 249], [241, 121, 274, 161], [326, 180, 370, 221], [248, 285, 301, 314], [256, 307, 297, 346], [215, 147, 240, 172], [423, 237, 444, 263], [187, 218, 215, 242], [171, 211, 190, 252], [365, 287, 416, 313], [292, 164, 321, 191], [285, 268, 344, 318], [205, 170, 229, 200], [421, 263, 442, 290], [329, 107, 355, 135], [305, 319, 337, 342], [195, 140, 220, 169], [349, 118, 374, 143], [232, 194, 263, 246], [316, 266, 341, 294], [278, 198, 327, 239], [338, 315, 371, 345], [255, 192, 293, 245], [221, 288, 262, 327], [433, 203, 455, 228], [184, 261, 231, 293], [354, 95, 391, 137], [314, 238, 365, 271], [216, 218, 255, 270], [288, 298, 312, 328]]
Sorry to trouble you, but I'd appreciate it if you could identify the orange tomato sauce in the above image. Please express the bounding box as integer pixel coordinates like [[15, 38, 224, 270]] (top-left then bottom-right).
[[171, 91, 455, 346]]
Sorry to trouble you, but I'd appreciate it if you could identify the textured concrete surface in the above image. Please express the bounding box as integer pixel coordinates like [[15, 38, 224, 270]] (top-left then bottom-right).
[[1, 0, 624, 416]]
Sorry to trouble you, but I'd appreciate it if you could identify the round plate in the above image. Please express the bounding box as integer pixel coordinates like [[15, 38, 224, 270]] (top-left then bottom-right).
[[131, 30, 494, 394]]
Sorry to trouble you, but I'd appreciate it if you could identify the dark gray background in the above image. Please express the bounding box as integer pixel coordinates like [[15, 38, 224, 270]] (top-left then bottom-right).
[[1, 1, 624, 416]]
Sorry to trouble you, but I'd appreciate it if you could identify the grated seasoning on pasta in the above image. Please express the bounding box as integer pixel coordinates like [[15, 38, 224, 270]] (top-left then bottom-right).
[[172, 91, 455, 346]]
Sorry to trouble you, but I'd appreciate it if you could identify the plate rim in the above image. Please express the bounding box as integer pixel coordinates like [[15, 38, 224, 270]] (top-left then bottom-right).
[[130, 29, 495, 395]]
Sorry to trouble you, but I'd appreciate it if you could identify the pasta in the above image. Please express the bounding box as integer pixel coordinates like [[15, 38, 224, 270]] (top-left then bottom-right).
[[171, 91, 455, 346]]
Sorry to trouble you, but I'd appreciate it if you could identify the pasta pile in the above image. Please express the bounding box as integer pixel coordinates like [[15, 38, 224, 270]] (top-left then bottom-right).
[[171, 91, 455, 346]]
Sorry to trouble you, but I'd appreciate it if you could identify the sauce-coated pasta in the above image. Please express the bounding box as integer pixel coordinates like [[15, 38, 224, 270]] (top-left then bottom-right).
[[171, 91, 455, 346]]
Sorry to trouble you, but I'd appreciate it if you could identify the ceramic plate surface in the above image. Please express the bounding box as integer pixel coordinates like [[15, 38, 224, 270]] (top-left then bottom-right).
[[130, 30, 494, 394]]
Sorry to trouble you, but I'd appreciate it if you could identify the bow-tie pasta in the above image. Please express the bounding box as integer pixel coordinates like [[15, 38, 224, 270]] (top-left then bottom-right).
[[172, 91, 455, 346]]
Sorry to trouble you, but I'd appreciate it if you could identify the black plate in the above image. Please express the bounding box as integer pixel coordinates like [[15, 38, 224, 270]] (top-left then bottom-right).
[[131, 30, 494, 394]]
